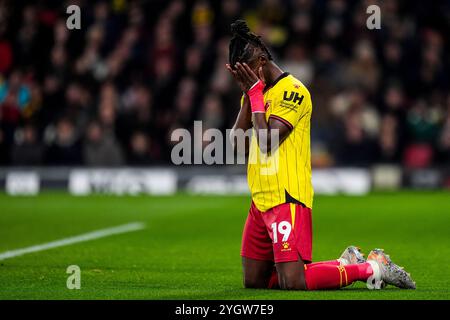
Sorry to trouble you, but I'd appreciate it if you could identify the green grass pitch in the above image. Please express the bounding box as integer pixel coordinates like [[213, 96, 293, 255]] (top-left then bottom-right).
[[0, 191, 449, 300]]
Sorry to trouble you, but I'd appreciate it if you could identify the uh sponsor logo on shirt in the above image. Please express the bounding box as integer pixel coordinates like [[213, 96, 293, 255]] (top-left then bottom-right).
[[281, 90, 304, 111]]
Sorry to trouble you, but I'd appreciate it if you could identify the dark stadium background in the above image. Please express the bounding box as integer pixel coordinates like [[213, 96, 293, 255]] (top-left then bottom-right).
[[0, 0, 448, 170], [0, 0, 449, 301]]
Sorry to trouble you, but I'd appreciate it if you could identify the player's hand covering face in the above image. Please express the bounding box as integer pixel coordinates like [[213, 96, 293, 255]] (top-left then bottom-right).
[[226, 62, 265, 92]]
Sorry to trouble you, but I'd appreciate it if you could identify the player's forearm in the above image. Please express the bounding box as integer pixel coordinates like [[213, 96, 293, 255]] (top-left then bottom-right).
[[232, 95, 252, 132], [247, 80, 276, 154], [230, 95, 252, 154], [252, 113, 277, 154]]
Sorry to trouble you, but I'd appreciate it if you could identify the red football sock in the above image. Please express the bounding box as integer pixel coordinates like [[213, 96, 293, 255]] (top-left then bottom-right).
[[304, 262, 373, 290], [267, 262, 374, 290]]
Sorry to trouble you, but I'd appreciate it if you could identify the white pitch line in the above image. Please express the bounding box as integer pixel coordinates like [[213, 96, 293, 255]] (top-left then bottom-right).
[[0, 222, 146, 261]]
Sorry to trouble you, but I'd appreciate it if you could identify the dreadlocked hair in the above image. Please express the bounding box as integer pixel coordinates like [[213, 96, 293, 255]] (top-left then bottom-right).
[[229, 20, 272, 67]]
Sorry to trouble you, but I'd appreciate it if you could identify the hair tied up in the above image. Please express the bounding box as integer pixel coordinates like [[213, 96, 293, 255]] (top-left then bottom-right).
[[231, 20, 250, 37]]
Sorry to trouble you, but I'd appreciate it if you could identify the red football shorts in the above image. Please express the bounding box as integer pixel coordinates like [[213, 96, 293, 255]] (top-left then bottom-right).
[[241, 201, 312, 263]]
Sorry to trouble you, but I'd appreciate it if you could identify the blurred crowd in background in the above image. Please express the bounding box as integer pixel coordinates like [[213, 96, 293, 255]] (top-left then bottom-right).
[[0, 0, 448, 168]]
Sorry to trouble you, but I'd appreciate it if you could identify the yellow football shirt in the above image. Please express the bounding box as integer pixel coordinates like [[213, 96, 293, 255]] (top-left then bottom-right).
[[247, 72, 314, 212]]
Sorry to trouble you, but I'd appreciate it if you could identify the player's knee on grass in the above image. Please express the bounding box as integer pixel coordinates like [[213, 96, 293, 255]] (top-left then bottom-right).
[[278, 273, 306, 290], [276, 260, 307, 290], [242, 258, 273, 289], [243, 275, 268, 289]]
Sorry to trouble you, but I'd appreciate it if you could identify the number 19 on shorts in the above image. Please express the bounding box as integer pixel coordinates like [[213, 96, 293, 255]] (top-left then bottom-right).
[[271, 221, 292, 243]]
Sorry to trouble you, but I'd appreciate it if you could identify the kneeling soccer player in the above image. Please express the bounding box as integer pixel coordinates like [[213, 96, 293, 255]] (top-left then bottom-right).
[[226, 20, 415, 291]]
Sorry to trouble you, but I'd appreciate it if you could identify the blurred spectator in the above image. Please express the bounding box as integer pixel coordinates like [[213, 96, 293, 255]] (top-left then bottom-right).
[[64, 81, 92, 135], [11, 124, 44, 165], [45, 119, 82, 165], [406, 100, 440, 144], [344, 40, 379, 94], [200, 94, 224, 130], [336, 107, 378, 166], [174, 77, 198, 128], [378, 114, 401, 163], [330, 88, 379, 138], [281, 44, 314, 85], [128, 131, 154, 166], [0, 70, 31, 111], [83, 121, 124, 167]]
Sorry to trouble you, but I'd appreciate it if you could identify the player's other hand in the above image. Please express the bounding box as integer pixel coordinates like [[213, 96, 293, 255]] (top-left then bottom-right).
[[226, 63, 265, 92], [226, 63, 247, 92]]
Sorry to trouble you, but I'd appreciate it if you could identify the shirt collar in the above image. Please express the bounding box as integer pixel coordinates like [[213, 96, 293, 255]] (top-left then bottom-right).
[[263, 72, 290, 93]]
